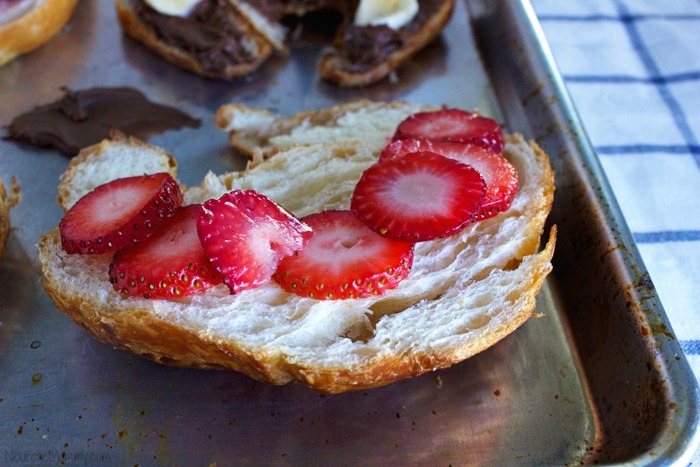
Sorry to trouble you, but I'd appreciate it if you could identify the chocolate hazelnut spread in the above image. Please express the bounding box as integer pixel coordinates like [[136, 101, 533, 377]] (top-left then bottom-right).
[[262, 0, 350, 18], [339, 24, 403, 70], [252, 0, 449, 72], [4, 87, 201, 156], [337, 0, 448, 72], [133, 0, 256, 75]]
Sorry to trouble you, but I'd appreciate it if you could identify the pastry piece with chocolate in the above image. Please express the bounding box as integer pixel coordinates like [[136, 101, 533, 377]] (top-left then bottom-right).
[[319, 0, 456, 86], [115, 0, 274, 79], [237, 0, 456, 86]]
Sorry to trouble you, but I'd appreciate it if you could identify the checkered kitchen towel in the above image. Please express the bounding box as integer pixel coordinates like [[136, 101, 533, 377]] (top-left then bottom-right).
[[530, 0, 700, 463]]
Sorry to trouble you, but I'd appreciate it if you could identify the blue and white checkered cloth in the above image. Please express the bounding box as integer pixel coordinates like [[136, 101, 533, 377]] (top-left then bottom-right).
[[531, 0, 700, 463]]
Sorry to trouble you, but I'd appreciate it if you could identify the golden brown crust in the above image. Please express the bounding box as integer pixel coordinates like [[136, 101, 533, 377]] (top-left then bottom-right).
[[114, 0, 273, 80], [57, 132, 178, 211], [216, 100, 435, 159], [0, 177, 21, 258], [38, 228, 294, 384], [299, 227, 556, 393], [318, 0, 455, 87], [511, 135, 556, 256], [40, 223, 555, 393], [0, 0, 79, 67]]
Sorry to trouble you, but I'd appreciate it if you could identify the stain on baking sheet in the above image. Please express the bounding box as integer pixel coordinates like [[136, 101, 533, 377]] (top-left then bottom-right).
[[3, 87, 201, 156]]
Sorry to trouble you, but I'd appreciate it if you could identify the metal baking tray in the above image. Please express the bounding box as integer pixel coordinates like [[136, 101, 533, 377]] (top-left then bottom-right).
[[1, 0, 698, 464]]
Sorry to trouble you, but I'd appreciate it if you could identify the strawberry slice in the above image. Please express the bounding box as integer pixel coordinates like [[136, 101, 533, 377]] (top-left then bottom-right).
[[393, 109, 505, 154], [274, 210, 414, 300], [59, 172, 182, 254], [351, 152, 486, 242], [378, 138, 433, 163], [109, 204, 222, 299], [380, 139, 519, 220], [198, 190, 313, 294]]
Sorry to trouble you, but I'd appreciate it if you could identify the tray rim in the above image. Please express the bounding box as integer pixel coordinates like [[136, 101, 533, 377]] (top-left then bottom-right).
[[491, 0, 700, 463]]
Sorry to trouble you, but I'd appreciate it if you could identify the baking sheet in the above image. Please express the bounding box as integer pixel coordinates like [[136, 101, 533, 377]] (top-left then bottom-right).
[[1, 0, 699, 465]]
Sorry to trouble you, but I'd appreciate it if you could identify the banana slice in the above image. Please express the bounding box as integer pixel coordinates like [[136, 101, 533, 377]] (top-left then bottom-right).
[[144, 0, 200, 17], [354, 0, 419, 29]]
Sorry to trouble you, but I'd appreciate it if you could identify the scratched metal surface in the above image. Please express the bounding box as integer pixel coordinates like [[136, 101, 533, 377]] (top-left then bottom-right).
[[1, 0, 698, 465]]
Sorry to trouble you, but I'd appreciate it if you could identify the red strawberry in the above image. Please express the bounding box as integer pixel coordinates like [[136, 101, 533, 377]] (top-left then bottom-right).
[[379, 138, 433, 163], [109, 204, 222, 299], [198, 190, 313, 294], [274, 210, 414, 300], [60, 172, 182, 254], [380, 139, 518, 220], [351, 152, 486, 242], [393, 109, 505, 154]]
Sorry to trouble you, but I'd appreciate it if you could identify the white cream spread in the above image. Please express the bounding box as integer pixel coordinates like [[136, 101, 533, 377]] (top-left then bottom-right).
[[354, 0, 419, 29], [143, 0, 200, 17]]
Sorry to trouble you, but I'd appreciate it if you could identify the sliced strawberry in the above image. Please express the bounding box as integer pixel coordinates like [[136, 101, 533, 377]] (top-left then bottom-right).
[[351, 152, 486, 242], [380, 139, 519, 219], [109, 204, 222, 299], [198, 190, 313, 294], [393, 109, 505, 154], [274, 210, 414, 300], [379, 138, 434, 163], [60, 172, 182, 254]]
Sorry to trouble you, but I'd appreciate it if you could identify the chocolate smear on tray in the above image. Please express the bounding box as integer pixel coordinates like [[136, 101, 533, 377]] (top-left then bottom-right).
[[3, 87, 201, 156]]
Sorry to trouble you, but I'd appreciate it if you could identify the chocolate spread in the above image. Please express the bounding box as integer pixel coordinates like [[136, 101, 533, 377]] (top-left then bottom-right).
[[3, 87, 201, 156], [337, 0, 449, 72], [260, 0, 350, 18], [339, 24, 403, 70], [133, 0, 256, 75]]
